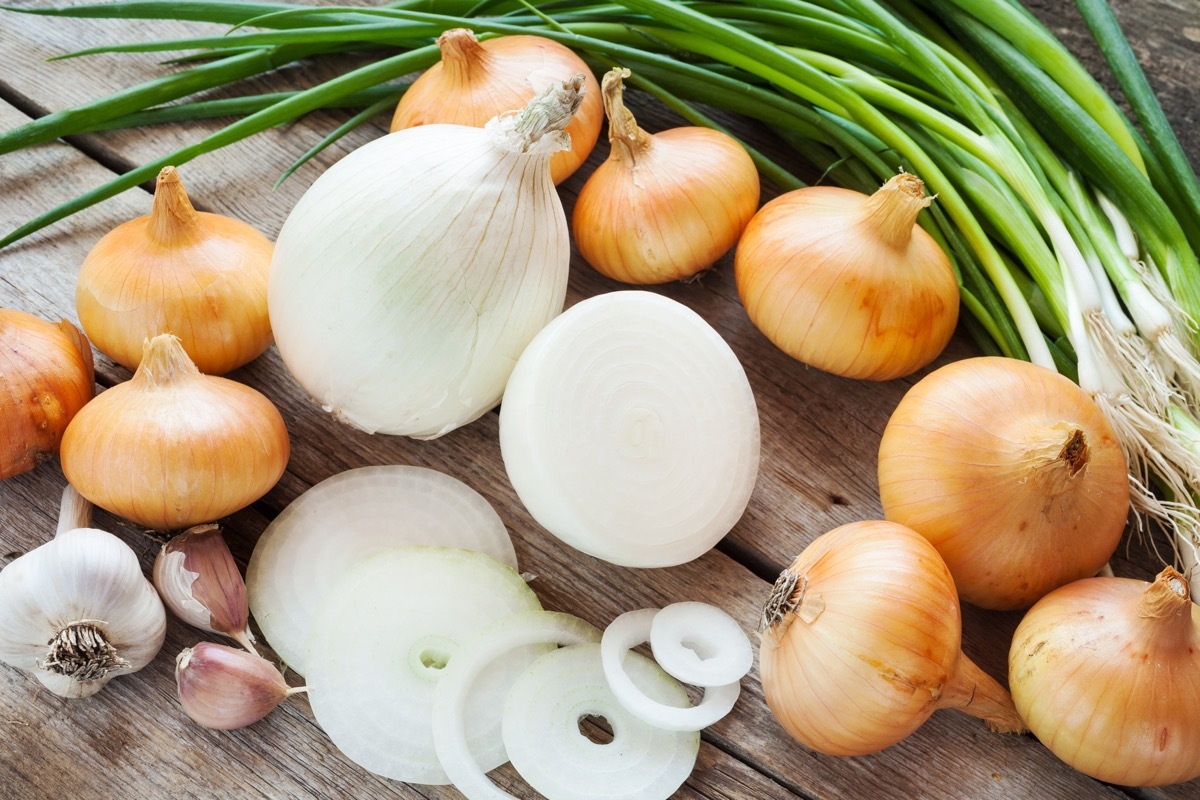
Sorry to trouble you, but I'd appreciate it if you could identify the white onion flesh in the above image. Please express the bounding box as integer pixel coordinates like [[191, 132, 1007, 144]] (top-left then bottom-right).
[[246, 465, 515, 676], [305, 547, 543, 784], [268, 106, 573, 438], [499, 291, 760, 567], [650, 602, 753, 688], [601, 609, 741, 731], [503, 643, 700, 800], [431, 610, 601, 799]]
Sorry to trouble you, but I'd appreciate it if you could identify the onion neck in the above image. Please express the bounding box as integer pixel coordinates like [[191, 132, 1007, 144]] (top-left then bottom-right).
[[437, 28, 487, 83], [132, 334, 201, 389], [149, 166, 200, 244], [1022, 423, 1091, 495], [1135, 567, 1194, 643], [860, 172, 932, 251], [939, 652, 1027, 734], [487, 74, 585, 156], [602, 67, 653, 166]]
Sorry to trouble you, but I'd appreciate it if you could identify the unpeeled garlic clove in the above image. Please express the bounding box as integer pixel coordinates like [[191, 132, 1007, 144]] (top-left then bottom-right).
[[154, 524, 256, 652], [175, 642, 297, 730]]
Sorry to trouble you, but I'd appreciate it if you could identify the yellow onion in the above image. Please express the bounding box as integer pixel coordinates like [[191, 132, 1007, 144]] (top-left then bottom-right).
[[571, 68, 760, 284], [1009, 567, 1200, 786], [734, 173, 958, 380], [60, 333, 289, 530], [878, 356, 1129, 610], [759, 520, 1024, 757], [0, 309, 94, 479], [77, 166, 274, 375], [390, 28, 601, 185]]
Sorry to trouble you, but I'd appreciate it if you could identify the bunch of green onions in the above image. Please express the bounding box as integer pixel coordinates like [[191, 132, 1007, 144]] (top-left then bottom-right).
[[3, 0, 1199, 591]]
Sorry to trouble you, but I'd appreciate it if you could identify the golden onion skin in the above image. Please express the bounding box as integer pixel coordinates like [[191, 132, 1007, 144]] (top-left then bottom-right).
[[878, 357, 1129, 610], [1009, 569, 1200, 786], [0, 310, 94, 479], [734, 175, 958, 381]]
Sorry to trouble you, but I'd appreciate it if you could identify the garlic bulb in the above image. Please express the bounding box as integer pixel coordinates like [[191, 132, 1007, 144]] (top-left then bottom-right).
[[176, 642, 299, 730], [60, 334, 290, 530], [270, 78, 583, 438], [0, 309, 94, 480], [391, 28, 602, 185], [154, 524, 256, 652], [77, 166, 274, 375], [572, 68, 760, 284], [0, 486, 166, 698]]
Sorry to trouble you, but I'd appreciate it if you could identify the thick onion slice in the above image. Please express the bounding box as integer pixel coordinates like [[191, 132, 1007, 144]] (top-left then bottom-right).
[[601, 609, 740, 731], [499, 291, 760, 567], [503, 643, 700, 800], [305, 547, 542, 784], [650, 602, 753, 688], [246, 465, 514, 675], [431, 610, 601, 799]]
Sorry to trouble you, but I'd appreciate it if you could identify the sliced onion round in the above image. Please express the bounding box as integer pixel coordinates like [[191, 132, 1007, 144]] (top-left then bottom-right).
[[499, 291, 760, 568], [601, 609, 740, 731], [504, 643, 700, 800], [305, 547, 542, 784], [247, 465, 514, 675], [431, 610, 601, 800], [650, 602, 753, 688]]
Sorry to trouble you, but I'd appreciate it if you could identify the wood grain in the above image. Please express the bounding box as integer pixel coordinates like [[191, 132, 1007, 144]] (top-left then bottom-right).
[[0, 1, 1198, 798]]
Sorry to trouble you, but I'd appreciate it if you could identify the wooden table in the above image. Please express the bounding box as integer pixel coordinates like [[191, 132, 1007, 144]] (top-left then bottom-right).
[[1, 1, 1197, 798]]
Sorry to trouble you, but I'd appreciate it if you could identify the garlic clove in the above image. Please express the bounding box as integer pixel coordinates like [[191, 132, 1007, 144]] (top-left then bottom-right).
[[154, 524, 256, 652], [176, 642, 297, 730]]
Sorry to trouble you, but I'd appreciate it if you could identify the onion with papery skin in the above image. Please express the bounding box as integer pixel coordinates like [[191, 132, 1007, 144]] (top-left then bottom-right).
[[1009, 567, 1200, 786], [0, 309, 94, 479], [572, 68, 759, 284], [60, 334, 289, 531], [734, 173, 958, 380], [759, 520, 1025, 757], [77, 166, 273, 375], [271, 78, 583, 439], [390, 28, 601, 185], [878, 356, 1129, 610], [499, 291, 759, 567]]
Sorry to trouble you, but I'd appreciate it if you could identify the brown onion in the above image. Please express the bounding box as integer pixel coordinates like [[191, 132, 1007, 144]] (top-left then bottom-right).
[[390, 28, 601, 185], [878, 356, 1129, 610], [759, 520, 1024, 757], [0, 309, 94, 479], [1009, 567, 1200, 786]]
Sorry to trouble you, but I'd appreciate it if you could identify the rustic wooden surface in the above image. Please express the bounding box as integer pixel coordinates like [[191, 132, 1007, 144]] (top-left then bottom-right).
[[0, 1, 1198, 798]]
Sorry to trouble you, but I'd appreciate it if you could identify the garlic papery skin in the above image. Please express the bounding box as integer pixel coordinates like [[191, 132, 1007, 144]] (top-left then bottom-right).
[[0, 500, 166, 698], [1009, 567, 1200, 786], [270, 78, 583, 439], [878, 357, 1129, 610], [759, 521, 1024, 756], [76, 166, 274, 375], [572, 68, 760, 285], [734, 173, 958, 380], [0, 310, 94, 480], [154, 524, 255, 652], [391, 28, 602, 185], [176, 642, 297, 730], [60, 334, 290, 531]]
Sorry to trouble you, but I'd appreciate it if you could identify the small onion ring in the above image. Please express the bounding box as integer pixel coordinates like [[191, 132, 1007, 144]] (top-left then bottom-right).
[[431, 610, 601, 799], [503, 643, 700, 800], [649, 602, 752, 688], [600, 609, 741, 731]]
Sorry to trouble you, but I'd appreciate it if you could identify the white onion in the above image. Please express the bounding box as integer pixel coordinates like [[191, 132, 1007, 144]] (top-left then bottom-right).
[[246, 465, 514, 676], [268, 79, 584, 438], [503, 643, 700, 800], [499, 291, 760, 567], [650, 602, 752, 688], [600, 609, 741, 731], [305, 547, 543, 784], [431, 609, 601, 800]]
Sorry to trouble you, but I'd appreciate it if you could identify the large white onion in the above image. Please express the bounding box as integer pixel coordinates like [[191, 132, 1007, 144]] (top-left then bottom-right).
[[268, 78, 584, 438], [499, 291, 760, 567]]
